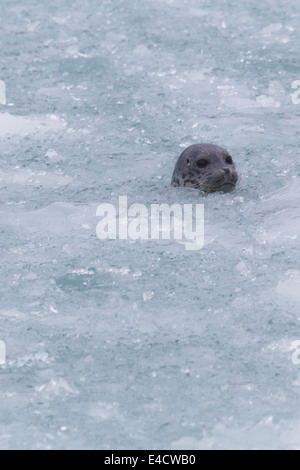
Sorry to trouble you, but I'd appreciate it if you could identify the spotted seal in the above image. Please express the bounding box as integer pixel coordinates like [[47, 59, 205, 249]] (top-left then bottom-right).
[[171, 143, 238, 193]]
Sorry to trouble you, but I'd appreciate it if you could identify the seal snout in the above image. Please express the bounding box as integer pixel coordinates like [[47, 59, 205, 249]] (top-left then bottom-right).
[[221, 167, 238, 184]]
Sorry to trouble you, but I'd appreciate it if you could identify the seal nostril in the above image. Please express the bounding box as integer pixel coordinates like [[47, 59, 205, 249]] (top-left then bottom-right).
[[223, 168, 230, 174]]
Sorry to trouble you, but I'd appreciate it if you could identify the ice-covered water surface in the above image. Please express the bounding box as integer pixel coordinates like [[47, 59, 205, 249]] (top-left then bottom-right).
[[1, 0, 300, 450]]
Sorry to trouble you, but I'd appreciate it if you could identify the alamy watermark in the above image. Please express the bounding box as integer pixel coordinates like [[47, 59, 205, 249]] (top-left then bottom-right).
[[291, 80, 300, 104], [96, 196, 204, 251], [291, 341, 300, 365], [0, 80, 6, 105], [0, 340, 6, 366]]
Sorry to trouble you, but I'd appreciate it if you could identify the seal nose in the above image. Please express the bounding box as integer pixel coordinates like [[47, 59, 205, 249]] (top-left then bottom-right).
[[222, 167, 238, 185], [222, 167, 235, 183]]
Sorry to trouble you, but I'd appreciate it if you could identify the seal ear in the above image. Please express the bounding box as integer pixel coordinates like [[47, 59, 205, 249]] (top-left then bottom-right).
[[186, 158, 190, 166]]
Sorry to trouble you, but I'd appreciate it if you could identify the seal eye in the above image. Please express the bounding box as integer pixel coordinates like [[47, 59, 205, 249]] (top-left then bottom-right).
[[197, 159, 209, 168], [225, 156, 233, 164]]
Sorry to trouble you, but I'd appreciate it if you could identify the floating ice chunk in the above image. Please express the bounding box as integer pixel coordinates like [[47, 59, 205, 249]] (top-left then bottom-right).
[[0, 309, 27, 319], [259, 23, 291, 45], [0, 167, 71, 188], [183, 70, 207, 82], [275, 271, 300, 304], [133, 45, 152, 58], [251, 180, 300, 243], [12, 351, 51, 368], [0, 112, 67, 137], [143, 291, 154, 301], [26, 21, 40, 32], [35, 378, 78, 395], [265, 338, 300, 353], [120, 267, 130, 275], [171, 436, 213, 450], [133, 271, 142, 279], [45, 149, 62, 162], [260, 23, 283, 37], [235, 261, 251, 276], [52, 15, 71, 25], [0, 202, 95, 235], [89, 401, 120, 420], [256, 95, 280, 108], [188, 8, 209, 18]]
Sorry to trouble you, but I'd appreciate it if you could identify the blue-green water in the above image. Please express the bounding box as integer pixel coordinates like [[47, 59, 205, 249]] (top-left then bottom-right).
[[1, 0, 300, 449]]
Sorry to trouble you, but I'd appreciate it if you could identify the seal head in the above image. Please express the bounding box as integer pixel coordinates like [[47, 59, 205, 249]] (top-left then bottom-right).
[[171, 143, 238, 193]]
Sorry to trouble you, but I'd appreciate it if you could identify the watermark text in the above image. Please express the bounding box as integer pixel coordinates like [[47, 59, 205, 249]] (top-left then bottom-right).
[[96, 196, 204, 251], [291, 80, 300, 104], [0, 340, 6, 366], [0, 80, 6, 105], [291, 340, 300, 365]]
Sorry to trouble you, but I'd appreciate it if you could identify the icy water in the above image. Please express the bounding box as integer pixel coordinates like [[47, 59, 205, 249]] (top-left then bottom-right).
[[1, 0, 300, 450]]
